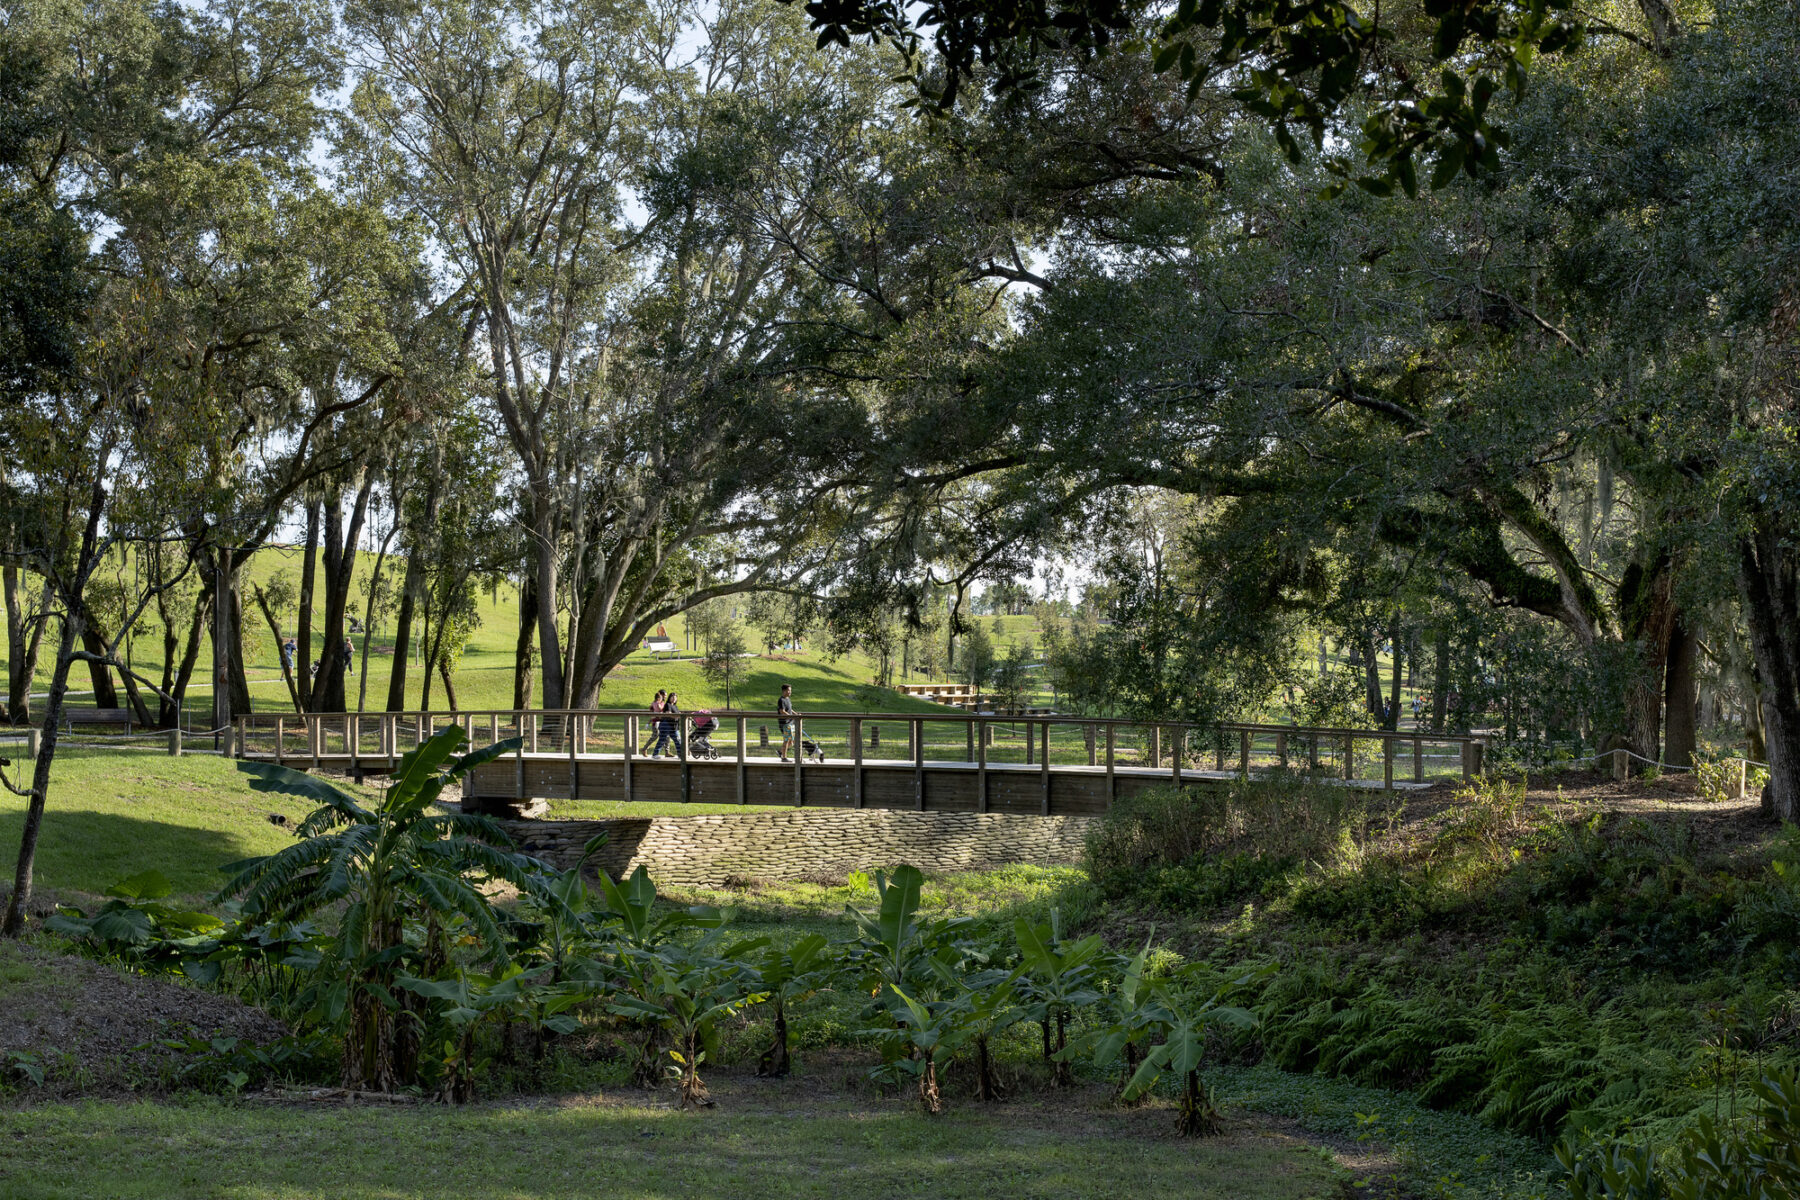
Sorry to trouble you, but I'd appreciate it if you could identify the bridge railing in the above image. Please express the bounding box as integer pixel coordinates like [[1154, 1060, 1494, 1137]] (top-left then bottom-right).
[[231, 708, 1488, 789]]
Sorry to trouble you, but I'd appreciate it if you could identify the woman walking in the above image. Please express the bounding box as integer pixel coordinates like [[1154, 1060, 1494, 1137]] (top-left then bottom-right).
[[642, 690, 666, 754], [651, 691, 684, 758]]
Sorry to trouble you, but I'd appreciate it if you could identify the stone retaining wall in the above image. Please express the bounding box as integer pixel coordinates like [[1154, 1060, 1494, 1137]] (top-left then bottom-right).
[[492, 810, 1095, 886]]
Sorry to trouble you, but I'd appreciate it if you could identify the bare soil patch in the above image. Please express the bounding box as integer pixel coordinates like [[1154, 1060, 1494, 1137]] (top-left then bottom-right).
[[0, 940, 285, 1098]]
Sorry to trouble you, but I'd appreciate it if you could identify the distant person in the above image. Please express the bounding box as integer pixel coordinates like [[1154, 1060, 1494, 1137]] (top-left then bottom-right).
[[777, 683, 797, 761], [281, 638, 296, 672], [1411, 695, 1423, 724], [651, 694, 673, 752], [654, 691, 683, 758], [341, 637, 354, 675]]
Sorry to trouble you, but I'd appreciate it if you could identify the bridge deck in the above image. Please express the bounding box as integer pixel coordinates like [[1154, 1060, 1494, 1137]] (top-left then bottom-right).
[[239, 747, 1432, 815]]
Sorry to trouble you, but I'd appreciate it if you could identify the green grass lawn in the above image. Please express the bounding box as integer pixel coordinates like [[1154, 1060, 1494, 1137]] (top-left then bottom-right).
[[1, 1092, 1342, 1200], [3, 548, 1013, 720], [0, 749, 333, 901]]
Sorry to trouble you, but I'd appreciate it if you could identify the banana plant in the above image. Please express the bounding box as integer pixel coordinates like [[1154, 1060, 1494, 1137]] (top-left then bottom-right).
[[608, 932, 769, 1108], [944, 968, 1025, 1101], [1120, 969, 1261, 1135], [873, 984, 973, 1114], [1085, 938, 1164, 1101], [397, 965, 583, 1103], [751, 933, 832, 1078], [1014, 911, 1105, 1087], [218, 726, 545, 1092], [843, 864, 976, 995], [592, 863, 730, 949]]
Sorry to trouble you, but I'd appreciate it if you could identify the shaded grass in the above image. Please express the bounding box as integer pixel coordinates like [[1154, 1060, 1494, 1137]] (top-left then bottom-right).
[[0, 1091, 1342, 1200], [0, 749, 334, 901]]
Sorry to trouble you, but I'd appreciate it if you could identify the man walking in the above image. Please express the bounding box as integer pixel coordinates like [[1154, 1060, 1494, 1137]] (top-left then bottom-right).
[[777, 684, 797, 761]]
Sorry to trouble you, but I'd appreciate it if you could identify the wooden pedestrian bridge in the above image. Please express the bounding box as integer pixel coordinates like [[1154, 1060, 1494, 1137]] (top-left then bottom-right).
[[231, 708, 1488, 817]]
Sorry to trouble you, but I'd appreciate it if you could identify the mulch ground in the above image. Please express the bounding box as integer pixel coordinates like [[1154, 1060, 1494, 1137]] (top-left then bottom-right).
[[0, 940, 287, 1098]]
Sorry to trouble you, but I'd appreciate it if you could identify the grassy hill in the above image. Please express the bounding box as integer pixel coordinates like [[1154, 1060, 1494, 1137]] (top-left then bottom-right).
[[2, 547, 989, 721]]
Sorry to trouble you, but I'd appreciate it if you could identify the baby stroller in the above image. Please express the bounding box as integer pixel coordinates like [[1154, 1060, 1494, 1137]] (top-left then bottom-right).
[[689, 710, 721, 760]]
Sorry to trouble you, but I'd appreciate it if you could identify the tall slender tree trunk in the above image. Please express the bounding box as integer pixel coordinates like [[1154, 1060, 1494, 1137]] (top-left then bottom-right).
[[167, 583, 208, 729], [4, 567, 47, 725], [226, 571, 253, 718], [1431, 628, 1450, 733], [1361, 633, 1384, 722], [1740, 527, 1800, 820], [532, 492, 565, 710], [1663, 615, 1699, 768], [358, 514, 398, 714], [513, 574, 536, 711], [438, 658, 459, 712], [251, 585, 302, 712], [2, 608, 79, 936], [5, 476, 105, 937], [418, 599, 434, 712], [312, 477, 372, 713], [386, 457, 440, 713], [297, 500, 320, 710], [1387, 615, 1403, 730]]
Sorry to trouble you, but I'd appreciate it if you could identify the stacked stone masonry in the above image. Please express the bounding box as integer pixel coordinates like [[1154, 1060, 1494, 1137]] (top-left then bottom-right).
[[492, 810, 1095, 886]]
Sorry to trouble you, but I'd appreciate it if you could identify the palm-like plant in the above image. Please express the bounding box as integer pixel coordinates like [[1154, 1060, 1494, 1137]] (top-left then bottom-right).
[[752, 933, 832, 1078], [218, 726, 546, 1091], [1120, 968, 1262, 1135], [1015, 912, 1104, 1087]]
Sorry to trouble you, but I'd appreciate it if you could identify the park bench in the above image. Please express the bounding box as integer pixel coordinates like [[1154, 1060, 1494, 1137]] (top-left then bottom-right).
[[63, 707, 134, 735]]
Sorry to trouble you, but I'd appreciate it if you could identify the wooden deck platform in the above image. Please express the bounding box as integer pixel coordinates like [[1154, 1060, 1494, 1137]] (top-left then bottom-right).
[[232, 707, 1477, 816]]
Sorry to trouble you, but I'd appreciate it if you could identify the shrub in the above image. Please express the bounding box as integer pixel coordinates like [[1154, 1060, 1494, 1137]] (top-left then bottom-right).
[[1084, 774, 1363, 899], [1559, 1069, 1800, 1198]]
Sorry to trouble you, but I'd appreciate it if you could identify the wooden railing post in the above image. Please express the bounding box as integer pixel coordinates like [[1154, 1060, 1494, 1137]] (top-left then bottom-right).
[[913, 718, 925, 810], [679, 715, 690, 805], [275, 716, 285, 767], [793, 718, 804, 805], [852, 718, 864, 808], [623, 714, 635, 803], [1040, 720, 1052, 815], [568, 713, 579, 801], [1104, 723, 1116, 807], [1172, 726, 1183, 787], [1383, 736, 1394, 790], [1343, 735, 1354, 781], [1413, 736, 1423, 783], [1240, 729, 1251, 779], [736, 716, 748, 805], [1150, 725, 1160, 769], [1276, 730, 1288, 768], [976, 716, 989, 812]]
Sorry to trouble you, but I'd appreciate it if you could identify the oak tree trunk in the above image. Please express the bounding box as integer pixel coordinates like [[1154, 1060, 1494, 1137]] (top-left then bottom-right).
[[1663, 615, 1699, 768], [1740, 528, 1800, 820]]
